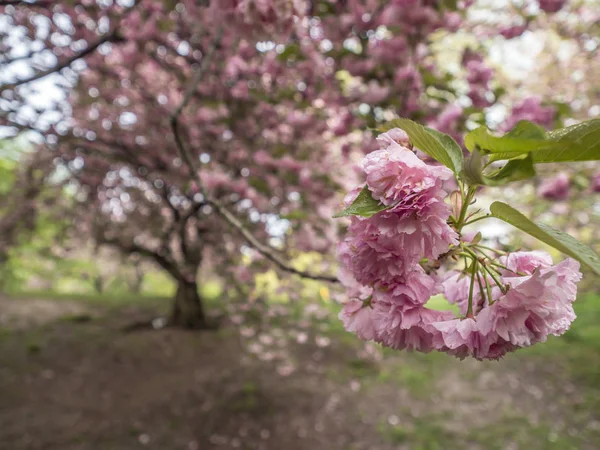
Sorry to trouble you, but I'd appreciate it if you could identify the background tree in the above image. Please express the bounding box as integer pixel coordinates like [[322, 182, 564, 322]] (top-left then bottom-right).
[[0, 0, 591, 327]]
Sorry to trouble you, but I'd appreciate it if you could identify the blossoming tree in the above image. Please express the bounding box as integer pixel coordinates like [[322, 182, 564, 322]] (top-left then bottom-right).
[[1, 0, 598, 344], [0, 0, 494, 327]]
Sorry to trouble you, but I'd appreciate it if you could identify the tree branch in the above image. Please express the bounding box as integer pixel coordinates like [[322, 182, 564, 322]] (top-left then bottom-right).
[[0, 0, 142, 93], [168, 27, 339, 284], [0, 0, 54, 7], [170, 27, 224, 122], [0, 30, 119, 93], [99, 237, 182, 281], [208, 199, 339, 282]]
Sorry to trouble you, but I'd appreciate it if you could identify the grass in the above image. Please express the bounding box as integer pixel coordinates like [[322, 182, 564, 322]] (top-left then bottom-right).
[[5, 280, 224, 311], [522, 291, 600, 385], [465, 415, 581, 450], [379, 416, 457, 450]]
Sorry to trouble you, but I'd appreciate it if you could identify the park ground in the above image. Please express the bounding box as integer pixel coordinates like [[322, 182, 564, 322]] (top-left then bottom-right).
[[1, 288, 600, 450]]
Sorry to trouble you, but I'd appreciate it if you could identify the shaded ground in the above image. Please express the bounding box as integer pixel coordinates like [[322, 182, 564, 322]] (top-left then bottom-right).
[[1, 294, 599, 450]]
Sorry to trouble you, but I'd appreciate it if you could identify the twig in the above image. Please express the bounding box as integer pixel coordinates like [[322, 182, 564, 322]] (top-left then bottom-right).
[[168, 27, 339, 284]]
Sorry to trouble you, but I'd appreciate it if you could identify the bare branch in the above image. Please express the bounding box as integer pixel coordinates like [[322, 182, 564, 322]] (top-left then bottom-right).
[[1, 49, 42, 66], [208, 199, 340, 283], [99, 237, 182, 280], [169, 27, 339, 284], [0, 0, 54, 7], [0, 31, 119, 93], [0, 0, 142, 93], [169, 27, 224, 122]]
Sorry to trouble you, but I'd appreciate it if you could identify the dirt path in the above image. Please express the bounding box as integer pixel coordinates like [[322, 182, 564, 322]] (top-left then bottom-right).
[[0, 296, 598, 450]]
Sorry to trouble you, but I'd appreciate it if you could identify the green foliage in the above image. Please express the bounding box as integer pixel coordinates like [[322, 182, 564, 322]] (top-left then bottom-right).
[[333, 185, 390, 218], [380, 118, 463, 175], [490, 202, 600, 275]]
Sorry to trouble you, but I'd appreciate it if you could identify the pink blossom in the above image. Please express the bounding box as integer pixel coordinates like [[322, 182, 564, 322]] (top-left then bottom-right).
[[374, 300, 454, 352], [591, 172, 600, 193], [360, 81, 390, 104], [479, 258, 580, 343], [381, 266, 439, 305], [499, 251, 553, 276], [503, 97, 555, 131], [362, 130, 453, 206], [338, 204, 458, 287], [337, 229, 415, 287], [371, 201, 458, 260], [375, 128, 410, 147], [338, 267, 373, 301], [537, 172, 570, 200], [444, 12, 462, 32], [499, 24, 528, 39], [466, 60, 493, 86], [369, 36, 409, 65], [339, 299, 378, 340], [430, 104, 463, 136], [539, 0, 567, 13], [338, 132, 458, 287]]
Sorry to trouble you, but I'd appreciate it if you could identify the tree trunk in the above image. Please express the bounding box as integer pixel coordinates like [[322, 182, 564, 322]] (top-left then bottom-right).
[[170, 279, 208, 329]]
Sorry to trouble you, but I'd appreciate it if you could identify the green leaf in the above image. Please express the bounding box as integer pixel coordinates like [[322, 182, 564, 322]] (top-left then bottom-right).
[[380, 118, 463, 175], [332, 185, 390, 218], [506, 120, 547, 139], [531, 119, 600, 163], [463, 149, 535, 186], [462, 148, 487, 185], [424, 126, 464, 162], [487, 154, 535, 184], [490, 202, 600, 275], [465, 121, 557, 155], [468, 119, 600, 164]]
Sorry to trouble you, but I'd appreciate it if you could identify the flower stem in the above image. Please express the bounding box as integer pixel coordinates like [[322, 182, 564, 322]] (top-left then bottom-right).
[[475, 270, 486, 311], [462, 214, 491, 227], [481, 262, 507, 294], [456, 186, 478, 231], [483, 271, 493, 305], [488, 261, 527, 277], [473, 246, 495, 261], [474, 244, 508, 255], [463, 246, 507, 295], [466, 259, 477, 318]]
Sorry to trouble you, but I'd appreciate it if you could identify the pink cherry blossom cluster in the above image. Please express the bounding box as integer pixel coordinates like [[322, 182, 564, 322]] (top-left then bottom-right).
[[502, 97, 556, 132], [434, 253, 581, 359], [338, 129, 582, 360], [537, 172, 570, 200]]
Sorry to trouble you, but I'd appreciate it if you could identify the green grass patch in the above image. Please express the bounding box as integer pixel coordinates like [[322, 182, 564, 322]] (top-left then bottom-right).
[[424, 294, 460, 314], [379, 416, 456, 450], [521, 292, 600, 387], [466, 415, 582, 450]]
